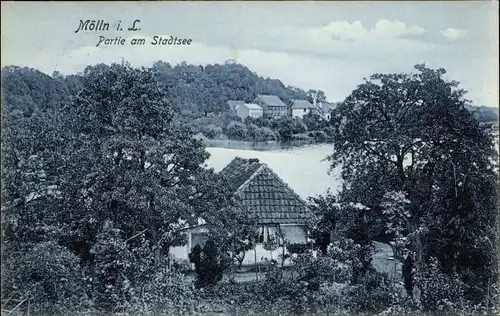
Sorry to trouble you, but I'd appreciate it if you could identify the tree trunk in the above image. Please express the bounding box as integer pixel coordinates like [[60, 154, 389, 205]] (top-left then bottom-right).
[[254, 248, 258, 281], [149, 223, 161, 266], [148, 194, 160, 266]]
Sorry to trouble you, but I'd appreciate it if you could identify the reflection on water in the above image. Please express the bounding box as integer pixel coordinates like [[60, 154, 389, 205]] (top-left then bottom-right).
[[205, 139, 326, 151]]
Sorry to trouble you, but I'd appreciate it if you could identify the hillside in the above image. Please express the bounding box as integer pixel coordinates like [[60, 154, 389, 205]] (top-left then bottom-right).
[[1, 62, 497, 144], [464, 104, 499, 123], [1, 62, 318, 115]]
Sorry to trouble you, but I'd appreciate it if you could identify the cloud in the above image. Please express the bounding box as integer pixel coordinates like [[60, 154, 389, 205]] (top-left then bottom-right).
[[440, 28, 468, 40], [264, 19, 436, 61], [307, 19, 427, 43]]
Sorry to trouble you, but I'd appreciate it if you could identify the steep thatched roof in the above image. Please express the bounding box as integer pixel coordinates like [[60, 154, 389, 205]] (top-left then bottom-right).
[[219, 157, 313, 225]]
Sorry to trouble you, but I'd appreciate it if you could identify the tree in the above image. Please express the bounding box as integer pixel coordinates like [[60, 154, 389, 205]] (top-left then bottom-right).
[[307, 89, 327, 106], [202, 206, 258, 270], [328, 64, 499, 305], [226, 121, 248, 140], [271, 117, 295, 142], [65, 62, 233, 267], [302, 112, 325, 131], [308, 192, 376, 282], [381, 191, 411, 289]]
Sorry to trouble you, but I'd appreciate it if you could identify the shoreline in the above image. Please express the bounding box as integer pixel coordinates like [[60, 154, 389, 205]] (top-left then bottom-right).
[[204, 138, 332, 151]]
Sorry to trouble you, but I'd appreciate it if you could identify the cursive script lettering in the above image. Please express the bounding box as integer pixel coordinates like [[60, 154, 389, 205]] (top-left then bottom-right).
[[151, 36, 192, 46], [75, 20, 110, 33], [96, 36, 126, 47], [128, 20, 141, 31]]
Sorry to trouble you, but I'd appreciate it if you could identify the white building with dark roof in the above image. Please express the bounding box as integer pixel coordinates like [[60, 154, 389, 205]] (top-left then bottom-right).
[[320, 101, 341, 120], [253, 94, 288, 118], [236, 103, 263, 119], [291, 99, 319, 118]]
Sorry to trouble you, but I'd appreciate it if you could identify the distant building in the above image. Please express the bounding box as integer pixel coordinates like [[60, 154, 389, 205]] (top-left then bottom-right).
[[236, 103, 263, 119], [227, 100, 245, 111], [253, 94, 288, 118], [291, 99, 318, 119], [319, 101, 341, 120]]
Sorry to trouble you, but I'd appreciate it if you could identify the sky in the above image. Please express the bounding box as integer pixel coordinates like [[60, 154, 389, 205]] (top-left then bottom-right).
[[1, 1, 498, 106]]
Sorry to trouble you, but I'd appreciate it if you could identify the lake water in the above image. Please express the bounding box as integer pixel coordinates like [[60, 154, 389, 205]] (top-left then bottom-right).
[[205, 144, 342, 200], [205, 136, 499, 201]]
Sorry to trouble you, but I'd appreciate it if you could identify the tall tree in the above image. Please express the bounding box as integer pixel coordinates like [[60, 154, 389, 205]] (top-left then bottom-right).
[[65, 62, 232, 264], [328, 64, 498, 304]]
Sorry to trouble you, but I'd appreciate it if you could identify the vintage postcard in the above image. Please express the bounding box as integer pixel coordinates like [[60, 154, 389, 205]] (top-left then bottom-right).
[[1, 1, 499, 315]]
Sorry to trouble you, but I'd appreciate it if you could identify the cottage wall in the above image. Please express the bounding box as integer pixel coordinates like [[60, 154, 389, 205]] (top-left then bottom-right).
[[249, 108, 263, 118], [281, 224, 307, 244], [292, 108, 310, 119], [236, 105, 263, 119], [169, 224, 309, 265], [169, 225, 208, 261], [236, 104, 250, 119]]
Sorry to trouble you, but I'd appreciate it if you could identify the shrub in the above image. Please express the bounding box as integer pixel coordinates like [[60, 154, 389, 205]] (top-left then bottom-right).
[[291, 133, 312, 141], [418, 257, 468, 312], [308, 130, 328, 142], [171, 258, 191, 274], [89, 222, 136, 311], [195, 239, 223, 288], [200, 124, 223, 139], [131, 272, 196, 314], [254, 126, 278, 141], [342, 269, 393, 313], [2, 241, 87, 313], [291, 118, 308, 134], [287, 242, 311, 254], [226, 121, 248, 140]]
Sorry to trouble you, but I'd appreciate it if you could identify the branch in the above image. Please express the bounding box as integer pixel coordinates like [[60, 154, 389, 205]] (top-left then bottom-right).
[[125, 228, 148, 242], [361, 142, 398, 166], [8, 298, 28, 314]]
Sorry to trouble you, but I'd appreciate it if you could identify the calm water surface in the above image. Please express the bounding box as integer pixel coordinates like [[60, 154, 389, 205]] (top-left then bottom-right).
[[206, 136, 499, 200]]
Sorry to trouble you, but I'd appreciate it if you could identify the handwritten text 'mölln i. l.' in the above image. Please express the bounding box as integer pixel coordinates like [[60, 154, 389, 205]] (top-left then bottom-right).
[[74, 19, 141, 33]]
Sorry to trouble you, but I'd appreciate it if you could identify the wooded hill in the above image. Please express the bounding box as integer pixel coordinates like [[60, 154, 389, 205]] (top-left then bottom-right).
[[2, 62, 497, 143]]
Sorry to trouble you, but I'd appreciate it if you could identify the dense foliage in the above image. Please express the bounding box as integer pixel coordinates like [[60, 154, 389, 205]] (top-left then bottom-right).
[[321, 64, 499, 312], [1, 62, 498, 315], [1, 62, 251, 313]]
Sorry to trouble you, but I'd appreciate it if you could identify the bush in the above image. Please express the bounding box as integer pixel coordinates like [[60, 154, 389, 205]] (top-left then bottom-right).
[[200, 124, 223, 139], [291, 118, 308, 134], [130, 272, 196, 314], [308, 130, 328, 142], [2, 241, 87, 313], [287, 243, 311, 254], [226, 121, 248, 140], [292, 253, 350, 290], [195, 239, 223, 288], [254, 126, 278, 141], [342, 269, 393, 313], [171, 258, 191, 274], [418, 257, 468, 312]]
